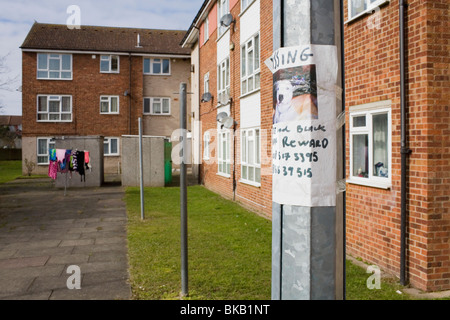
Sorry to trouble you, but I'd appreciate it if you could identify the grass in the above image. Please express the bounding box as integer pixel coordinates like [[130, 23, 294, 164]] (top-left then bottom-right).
[[0, 160, 22, 184], [125, 185, 272, 300]]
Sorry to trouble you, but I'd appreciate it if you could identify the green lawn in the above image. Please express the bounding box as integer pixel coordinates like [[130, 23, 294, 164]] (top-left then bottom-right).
[[0, 160, 22, 184], [125, 185, 272, 300]]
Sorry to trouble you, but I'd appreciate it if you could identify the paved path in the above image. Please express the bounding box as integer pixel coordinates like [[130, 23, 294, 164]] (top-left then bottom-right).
[[0, 178, 131, 300]]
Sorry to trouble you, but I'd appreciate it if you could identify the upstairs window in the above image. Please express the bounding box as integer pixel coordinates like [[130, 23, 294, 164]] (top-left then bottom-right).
[[143, 58, 170, 75], [37, 53, 72, 80], [204, 16, 209, 44], [241, 34, 260, 95], [347, 0, 388, 21], [241, 0, 256, 12], [37, 95, 72, 122], [217, 57, 230, 105], [100, 55, 119, 73], [143, 97, 170, 115], [218, 0, 229, 37], [100, 96, 119, 114]]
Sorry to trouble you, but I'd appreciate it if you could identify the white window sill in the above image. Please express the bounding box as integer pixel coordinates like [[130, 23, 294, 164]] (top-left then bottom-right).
[[346, 178, 391, 190], [216, 172, 230, 178], [239, 179, 260, 188], [239, 87, 260, 99]]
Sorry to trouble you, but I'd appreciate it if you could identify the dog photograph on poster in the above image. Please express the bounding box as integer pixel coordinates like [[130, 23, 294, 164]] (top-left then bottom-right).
[[273, 64, 318, 124]]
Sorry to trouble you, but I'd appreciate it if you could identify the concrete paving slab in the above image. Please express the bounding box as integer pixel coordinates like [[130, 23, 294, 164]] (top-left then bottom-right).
[[0, 178, 131, 300]]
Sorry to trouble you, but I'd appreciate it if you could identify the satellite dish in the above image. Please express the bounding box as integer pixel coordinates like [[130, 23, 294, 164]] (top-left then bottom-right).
[[201, 92, 212, 102], [216, 112, 228, 123], [220, 13, 235, 27], [222, 116, 235, 129], [219, 92, 230, 105]]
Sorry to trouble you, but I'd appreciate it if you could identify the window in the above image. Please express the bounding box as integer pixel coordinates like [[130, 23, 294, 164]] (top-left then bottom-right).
[[204, 73, 210, 95], [143, 97, 170, 115], [217, 57, 230, 105], [347, 0, 388, 21], [241, 34, 260, 95], [100, 55, 119, 73], [204, 16, 209, 43], [218, 129, 231, 176], [37, 95, 72, 122], [37, 53, 72, 80], [203, 131, 210, 160], [349, 101, 391, 188], [100, 96, 119, 114], [37, 137, 55, 165], [218, 0, 229, 37], [143, 58, 170, 75], [241, 128, 261, 185], [241, 0, 255, 11], [104, 137, 119, 156]]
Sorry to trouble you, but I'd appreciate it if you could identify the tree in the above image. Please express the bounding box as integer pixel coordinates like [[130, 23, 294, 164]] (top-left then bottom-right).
[[0, 53, 20, 113]]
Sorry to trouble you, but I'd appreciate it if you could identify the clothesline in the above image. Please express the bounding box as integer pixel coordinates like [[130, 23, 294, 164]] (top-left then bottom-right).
[[48, 148, 91, 182]]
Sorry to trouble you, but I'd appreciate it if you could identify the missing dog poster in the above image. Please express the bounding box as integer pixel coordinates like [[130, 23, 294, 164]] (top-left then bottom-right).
[[265, 45, 338, 207]]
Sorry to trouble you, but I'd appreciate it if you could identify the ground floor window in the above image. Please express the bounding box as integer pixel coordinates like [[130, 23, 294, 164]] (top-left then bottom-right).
[[241, 127, 260, 185], [218, 130, 231, 176], [104, 137, 119, 156], [37, 137, 55, 165], [349, 100, 391, 188]]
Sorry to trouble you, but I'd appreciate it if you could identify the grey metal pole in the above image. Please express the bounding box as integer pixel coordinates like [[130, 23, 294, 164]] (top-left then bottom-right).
[[139, 117, 145, 220], [180, 82, 188, 296]]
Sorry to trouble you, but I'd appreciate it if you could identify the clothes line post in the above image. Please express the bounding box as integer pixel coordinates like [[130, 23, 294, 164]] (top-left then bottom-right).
[[180, 82, 188, 297], [139, 117, 145, 220]]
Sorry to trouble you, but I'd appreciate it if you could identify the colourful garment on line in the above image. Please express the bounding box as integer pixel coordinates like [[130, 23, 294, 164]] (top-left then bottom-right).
[[49, 149, 57, 162], [48, 160, 58, 180]]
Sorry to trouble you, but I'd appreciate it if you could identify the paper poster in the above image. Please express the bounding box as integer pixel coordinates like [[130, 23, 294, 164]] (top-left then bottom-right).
[[265, 45, 338, 207]]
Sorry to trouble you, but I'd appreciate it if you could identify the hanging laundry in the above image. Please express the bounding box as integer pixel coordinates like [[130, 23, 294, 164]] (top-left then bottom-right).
[[49, 149, 57, 162], [76, 151, 85, 181], [48, 160, 58, 180], [71, 150, 78, 172]]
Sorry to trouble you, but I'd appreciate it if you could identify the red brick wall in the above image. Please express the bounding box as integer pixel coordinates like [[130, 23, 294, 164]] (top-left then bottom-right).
[[344, 0, 450, 291], [198, 0, 273, 218], [22, 52, 142, 138]]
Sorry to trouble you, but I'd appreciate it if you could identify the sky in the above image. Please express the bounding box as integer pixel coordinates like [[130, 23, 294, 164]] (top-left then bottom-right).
[[0, 0, 204, 115]]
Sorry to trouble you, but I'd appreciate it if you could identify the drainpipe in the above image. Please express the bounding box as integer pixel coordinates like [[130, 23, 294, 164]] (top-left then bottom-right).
[[399, 0, 410, 286], [340, 0, 346, 300], [129, 53, 132, 135]]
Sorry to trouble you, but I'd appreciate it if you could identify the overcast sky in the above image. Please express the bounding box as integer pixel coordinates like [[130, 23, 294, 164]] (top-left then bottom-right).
[[0, 0, 203, 115]]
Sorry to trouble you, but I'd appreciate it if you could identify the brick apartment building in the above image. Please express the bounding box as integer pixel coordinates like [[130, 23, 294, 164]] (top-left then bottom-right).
[[183, 0, 449, 292], [20, 22, 191, 176]]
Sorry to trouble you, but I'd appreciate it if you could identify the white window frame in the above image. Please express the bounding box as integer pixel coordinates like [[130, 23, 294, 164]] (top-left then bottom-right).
[[37, 53, 72, 80], [37, 95, 72, 122], [143, 97, 171, 115], [104, 137, 120, 156], [100, 96, 120, 114], [203, 16, 209, 44], [240, 127, 261, 186], [218, 0, 230, 37], [217, 129, 231, 177], [203, 131, 210, 160], [217, 57, 230, 105], [143, 58, 171, 75], [100, 55, 120, 73], [347, 0, 389, 22], [241, 33, 260, 96], [204, 72, 210, 95], [348, 100, 392, 189], [241, 0, 256, 12], [37, 137, 55, 165]]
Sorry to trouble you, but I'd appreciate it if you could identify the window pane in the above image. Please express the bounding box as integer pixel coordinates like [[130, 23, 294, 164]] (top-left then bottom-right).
[[37, 71, 48, 78], [110, 97, 118, 112], [351, 0, 367, 17], [100, 60, 110, 72], [111, 56, 119, 71], [62, 97, 71, 112], [162, 59, 170, 74], [49, 114, 60, 121], [101, 101, 109, 113], [162, 99, 170, 114], [352, 134, 368, 178], [38, 54, 47, 70], [144, 98, 150, 113], [104, 142, 109, 155], [255, 167, 261, 183], [49, 100, 60, 113], [353, 115, 366, 127], [242, 165, 247, 180], [38, 96, 47, 112], [61, 55, 71, 71], [38, 139, 47, 155], [256, 129, 260, 164], [254, 34, 260, 69], [248, 166, 254, 181], [242, 131, 247, 163], [143, 59, 150, 73], [248, 75, 254, 92], [247, 48, 254, 74], [226, 58, 230, 86], [241, 46, 246, 77], [61, 72, 71, 79], [61, 114, 71, 121], [38, 114, 48, 121], [255, 72, 260, 89], [242, 79, 247, 94], [49, 72, 60, 79], [373, 113, 389, 177], [153, 101, 161, 114], [248, 137, 254, 165], [153, 59, 161, 74], [110, 139, 118, 154], [49, 58, 60, 71]]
